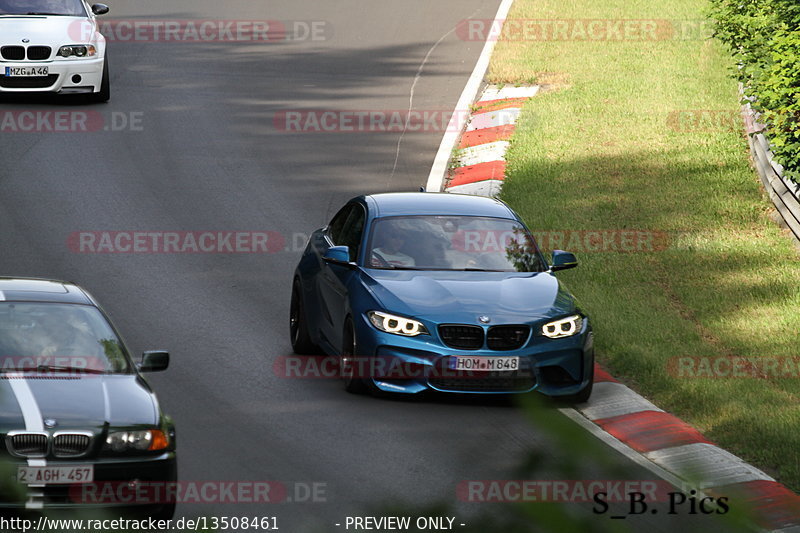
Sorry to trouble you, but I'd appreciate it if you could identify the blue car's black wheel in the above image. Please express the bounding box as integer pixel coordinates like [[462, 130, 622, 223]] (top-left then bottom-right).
[[341, 318, 369, 394], [557, 362, 594, 403], [290, 278, 317, 355]]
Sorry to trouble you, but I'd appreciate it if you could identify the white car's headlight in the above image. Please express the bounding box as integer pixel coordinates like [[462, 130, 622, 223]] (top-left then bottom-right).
[[105, 429, 169, 452], [542, 315, 583, 338], [58, 45, 96, 58], [368, 311, 428, 337]]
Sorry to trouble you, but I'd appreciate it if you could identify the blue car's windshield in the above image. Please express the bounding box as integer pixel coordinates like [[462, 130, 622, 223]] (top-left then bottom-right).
[[0, 0, 87, 16], [367, 215, 548, 272], [0, 302, 130, 374]]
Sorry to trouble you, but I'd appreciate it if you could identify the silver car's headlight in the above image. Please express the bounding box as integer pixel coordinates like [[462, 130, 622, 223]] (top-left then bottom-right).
[[367, 311, 428, 337], [542, 315, 583, 338], [58, 45, 96, 57]]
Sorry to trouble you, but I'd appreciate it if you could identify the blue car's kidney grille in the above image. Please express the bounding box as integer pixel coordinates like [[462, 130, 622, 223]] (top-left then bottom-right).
[[487, 325, 530, 350], [439, 325, 483, 350]]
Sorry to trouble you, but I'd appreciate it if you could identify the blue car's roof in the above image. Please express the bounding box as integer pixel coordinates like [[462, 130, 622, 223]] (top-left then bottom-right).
[[364, 192, 517, 219]]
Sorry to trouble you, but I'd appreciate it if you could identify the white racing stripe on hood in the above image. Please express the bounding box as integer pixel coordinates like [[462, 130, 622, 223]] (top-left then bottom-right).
[[7, 374, 47, 469], [7, 376, 44, 432]]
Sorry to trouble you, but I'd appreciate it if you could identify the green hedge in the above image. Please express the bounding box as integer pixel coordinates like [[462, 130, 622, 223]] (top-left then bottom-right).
[[710, 0, 800, 182]]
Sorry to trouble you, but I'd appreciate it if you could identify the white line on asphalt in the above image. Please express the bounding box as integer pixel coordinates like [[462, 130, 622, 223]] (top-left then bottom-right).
[[388, 12, 469, 185], [425, 0, 516, 192]]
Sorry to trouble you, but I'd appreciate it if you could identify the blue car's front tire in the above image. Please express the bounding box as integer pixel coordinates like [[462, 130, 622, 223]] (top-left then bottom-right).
[[342, 318, 371, 394], [290, 278, 317, 355], [556, 361, 594, 403]]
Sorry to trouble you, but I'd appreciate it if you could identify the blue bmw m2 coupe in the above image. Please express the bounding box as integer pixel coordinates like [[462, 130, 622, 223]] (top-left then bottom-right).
[[290, 192, 594, 401]]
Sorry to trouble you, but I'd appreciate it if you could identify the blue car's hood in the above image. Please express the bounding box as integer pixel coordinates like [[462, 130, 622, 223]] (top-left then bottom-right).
[[360, 270, 576, 324]]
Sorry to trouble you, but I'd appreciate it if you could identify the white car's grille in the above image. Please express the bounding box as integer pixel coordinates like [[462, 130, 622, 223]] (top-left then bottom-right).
[[1, 45, 25, 60], [1, 45, 52, 61], [26, 46, 51, 60]]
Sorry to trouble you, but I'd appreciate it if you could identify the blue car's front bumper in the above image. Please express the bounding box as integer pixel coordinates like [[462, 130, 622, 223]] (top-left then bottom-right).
[[352, 313, 594, 396]]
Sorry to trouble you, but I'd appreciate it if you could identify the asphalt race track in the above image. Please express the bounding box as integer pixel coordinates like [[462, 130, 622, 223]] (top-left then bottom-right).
[[0, 1, 739, 531]]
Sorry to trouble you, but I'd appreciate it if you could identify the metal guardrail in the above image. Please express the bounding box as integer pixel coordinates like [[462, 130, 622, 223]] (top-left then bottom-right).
[[742, 100, 800, 243]]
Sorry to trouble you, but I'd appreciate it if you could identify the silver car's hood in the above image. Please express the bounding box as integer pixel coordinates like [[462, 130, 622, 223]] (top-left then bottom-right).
[[0, 16, 99, 48]]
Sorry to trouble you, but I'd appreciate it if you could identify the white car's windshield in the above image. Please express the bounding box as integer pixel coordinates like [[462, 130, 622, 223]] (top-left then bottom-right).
[[367, 215, 548, 272], [0, 302, 130, 374], [0, 0, 86, 16]]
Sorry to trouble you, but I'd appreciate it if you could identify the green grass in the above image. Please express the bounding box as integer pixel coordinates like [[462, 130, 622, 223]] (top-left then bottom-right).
[[491, 0, 800, 490]]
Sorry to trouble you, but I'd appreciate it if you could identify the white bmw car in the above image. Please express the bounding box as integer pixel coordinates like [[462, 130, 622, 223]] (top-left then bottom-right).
[[0, 0, 110, 101]]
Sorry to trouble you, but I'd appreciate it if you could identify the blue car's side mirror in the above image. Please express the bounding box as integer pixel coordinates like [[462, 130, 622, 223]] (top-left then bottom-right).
[[551, 250, 578, 271], [323, 245, 352, 265]]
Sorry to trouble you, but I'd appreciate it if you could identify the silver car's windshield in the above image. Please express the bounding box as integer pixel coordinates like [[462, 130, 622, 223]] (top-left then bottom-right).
[[0, 0, 87, 16], [367, 215, 548, 272], [0, 302, 131, 374]]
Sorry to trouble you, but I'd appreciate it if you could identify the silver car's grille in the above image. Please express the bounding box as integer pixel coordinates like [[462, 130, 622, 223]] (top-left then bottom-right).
[[0, 45, 52, 61], [53, 433, 91, 457], [8, 433, 48, 457], [1, 46, 25, 60], [26, 46, 51, 61]]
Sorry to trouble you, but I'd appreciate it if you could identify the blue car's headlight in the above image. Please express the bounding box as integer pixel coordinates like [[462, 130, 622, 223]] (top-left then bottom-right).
[[367, 311, 428, 337], [542, 315, 583, 338]]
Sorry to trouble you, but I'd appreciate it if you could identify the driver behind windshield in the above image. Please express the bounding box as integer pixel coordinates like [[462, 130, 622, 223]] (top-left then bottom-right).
[[371, 226, 416, 268]]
